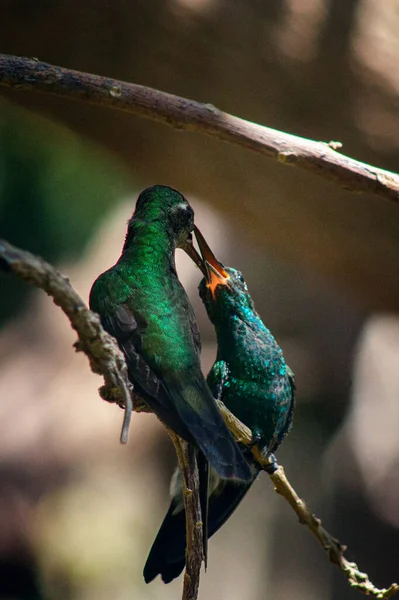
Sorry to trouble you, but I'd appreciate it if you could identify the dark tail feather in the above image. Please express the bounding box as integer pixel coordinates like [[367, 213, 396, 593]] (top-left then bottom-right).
[[205, 475, 256, 541], [143, 464, 257, 584], [143, 448, 206, 585], [143, 500, 187, 584]]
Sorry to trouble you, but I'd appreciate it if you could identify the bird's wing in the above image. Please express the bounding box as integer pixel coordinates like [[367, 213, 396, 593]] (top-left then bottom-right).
[[101, 304, 165, 403], [90, 275, 190, 437], [168, 377, 251, 480]]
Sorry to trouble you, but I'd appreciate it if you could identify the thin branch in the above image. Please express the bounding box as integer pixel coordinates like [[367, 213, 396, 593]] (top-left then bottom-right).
[[1, 54, 399, 203], [1, 239, 398, 599], [168, 432, 203, 600], [217, 400, 399, 600], [270, 467, 399, 599], [0, 238, 135, 443]]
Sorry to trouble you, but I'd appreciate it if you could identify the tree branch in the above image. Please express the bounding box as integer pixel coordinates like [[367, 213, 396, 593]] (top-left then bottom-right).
[[1, 54, 399, 203], [217, 401, 399, 600], [0, 238, 135, 443], [1, 239, 398, 599], [168, 433, 203, 600]]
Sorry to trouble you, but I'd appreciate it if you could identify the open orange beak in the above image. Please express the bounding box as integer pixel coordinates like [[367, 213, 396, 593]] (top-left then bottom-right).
[[193, 225, 230, 297]]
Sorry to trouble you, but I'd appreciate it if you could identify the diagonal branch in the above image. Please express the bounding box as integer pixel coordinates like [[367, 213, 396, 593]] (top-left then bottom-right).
[[168, 433, 203, 600], [1, 239, 398, 599], [0, 238, 135, 443], [0, 54, 399, 203], [218, 402, 399, 600]]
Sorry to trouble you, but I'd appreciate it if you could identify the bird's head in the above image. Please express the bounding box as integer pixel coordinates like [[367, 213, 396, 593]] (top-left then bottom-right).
[[194, 226, 255, 322], [123, 185, 205, 268]]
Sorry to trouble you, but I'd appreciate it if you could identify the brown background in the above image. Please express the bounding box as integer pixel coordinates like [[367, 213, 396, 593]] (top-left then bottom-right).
[[1, 2, 399, 599]]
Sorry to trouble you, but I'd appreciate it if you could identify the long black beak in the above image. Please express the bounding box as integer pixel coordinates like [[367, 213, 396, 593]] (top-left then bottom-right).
[[193, 226, 230, 296], [181, 233, 208, 277]]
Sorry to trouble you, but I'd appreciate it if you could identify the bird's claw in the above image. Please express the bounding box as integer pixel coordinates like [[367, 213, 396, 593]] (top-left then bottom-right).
[[263, 454, 279, 474]]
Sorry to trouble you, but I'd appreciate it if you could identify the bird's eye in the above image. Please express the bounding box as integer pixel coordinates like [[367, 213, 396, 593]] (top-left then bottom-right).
[[179, 204, 194, 229], [238, 272, 245, 283]]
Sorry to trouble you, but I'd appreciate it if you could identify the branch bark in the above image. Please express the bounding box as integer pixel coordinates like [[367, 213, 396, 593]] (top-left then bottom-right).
[[0, 238, 135, 443], [218, 401, 399, 600], [168, 433, 203, 600], [1, 54, 399, 203], [1, 239, 398, 599]]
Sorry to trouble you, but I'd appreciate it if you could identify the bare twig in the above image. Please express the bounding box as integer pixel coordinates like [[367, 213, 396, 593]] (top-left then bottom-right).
[[1, 54, 399, 203], [1, 239, 398, 599], [168, 433, 203, 600], [0, 238, 135, 443], [216, 400, 399, 599], [270, 467, 399, 599]]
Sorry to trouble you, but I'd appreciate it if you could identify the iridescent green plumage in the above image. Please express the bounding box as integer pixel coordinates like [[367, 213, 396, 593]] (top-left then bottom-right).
[[89, 185, 251, 482], [144, 257, 295, 583]]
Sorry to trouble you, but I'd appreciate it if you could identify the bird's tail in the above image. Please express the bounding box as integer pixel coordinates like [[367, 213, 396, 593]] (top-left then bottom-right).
[[143, 447, 203, 585], [143, 451, 256, 584], [143, 495, 187, 584]]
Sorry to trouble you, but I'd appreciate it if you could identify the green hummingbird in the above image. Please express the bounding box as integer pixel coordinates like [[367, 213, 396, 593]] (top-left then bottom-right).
[[143, 225, 295, 583], [89, 185, 251, 482]]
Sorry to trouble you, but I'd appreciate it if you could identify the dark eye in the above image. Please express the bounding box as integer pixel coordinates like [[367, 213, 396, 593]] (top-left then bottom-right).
[[183, 204, 194, 222], [173, 202, 194, 232], [238, 272, 245, 283]]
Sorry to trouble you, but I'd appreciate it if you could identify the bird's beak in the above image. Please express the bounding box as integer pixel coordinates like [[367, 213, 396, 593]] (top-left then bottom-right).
[[193, 225, 230, 296], [181, 233, 208, 277]]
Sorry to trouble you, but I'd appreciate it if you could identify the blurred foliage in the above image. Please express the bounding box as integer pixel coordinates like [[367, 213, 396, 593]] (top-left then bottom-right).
[[0, 103, 133, 324]]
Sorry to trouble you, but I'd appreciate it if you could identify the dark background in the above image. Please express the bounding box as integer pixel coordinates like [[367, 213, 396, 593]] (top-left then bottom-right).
[[0, 2, 398, 599]]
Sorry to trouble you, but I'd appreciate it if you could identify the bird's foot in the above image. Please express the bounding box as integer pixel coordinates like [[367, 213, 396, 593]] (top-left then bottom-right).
[[248, 431, 263, 449], [263, 453, 279, 474]]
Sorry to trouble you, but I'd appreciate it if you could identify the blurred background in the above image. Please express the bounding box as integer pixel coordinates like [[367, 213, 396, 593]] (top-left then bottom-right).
[[1, 1, 399, 599]]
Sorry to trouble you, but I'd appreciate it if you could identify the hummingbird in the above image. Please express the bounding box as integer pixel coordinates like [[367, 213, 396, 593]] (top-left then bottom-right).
[[143, 225, 295, 583], [89, 185, 251, 482]]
